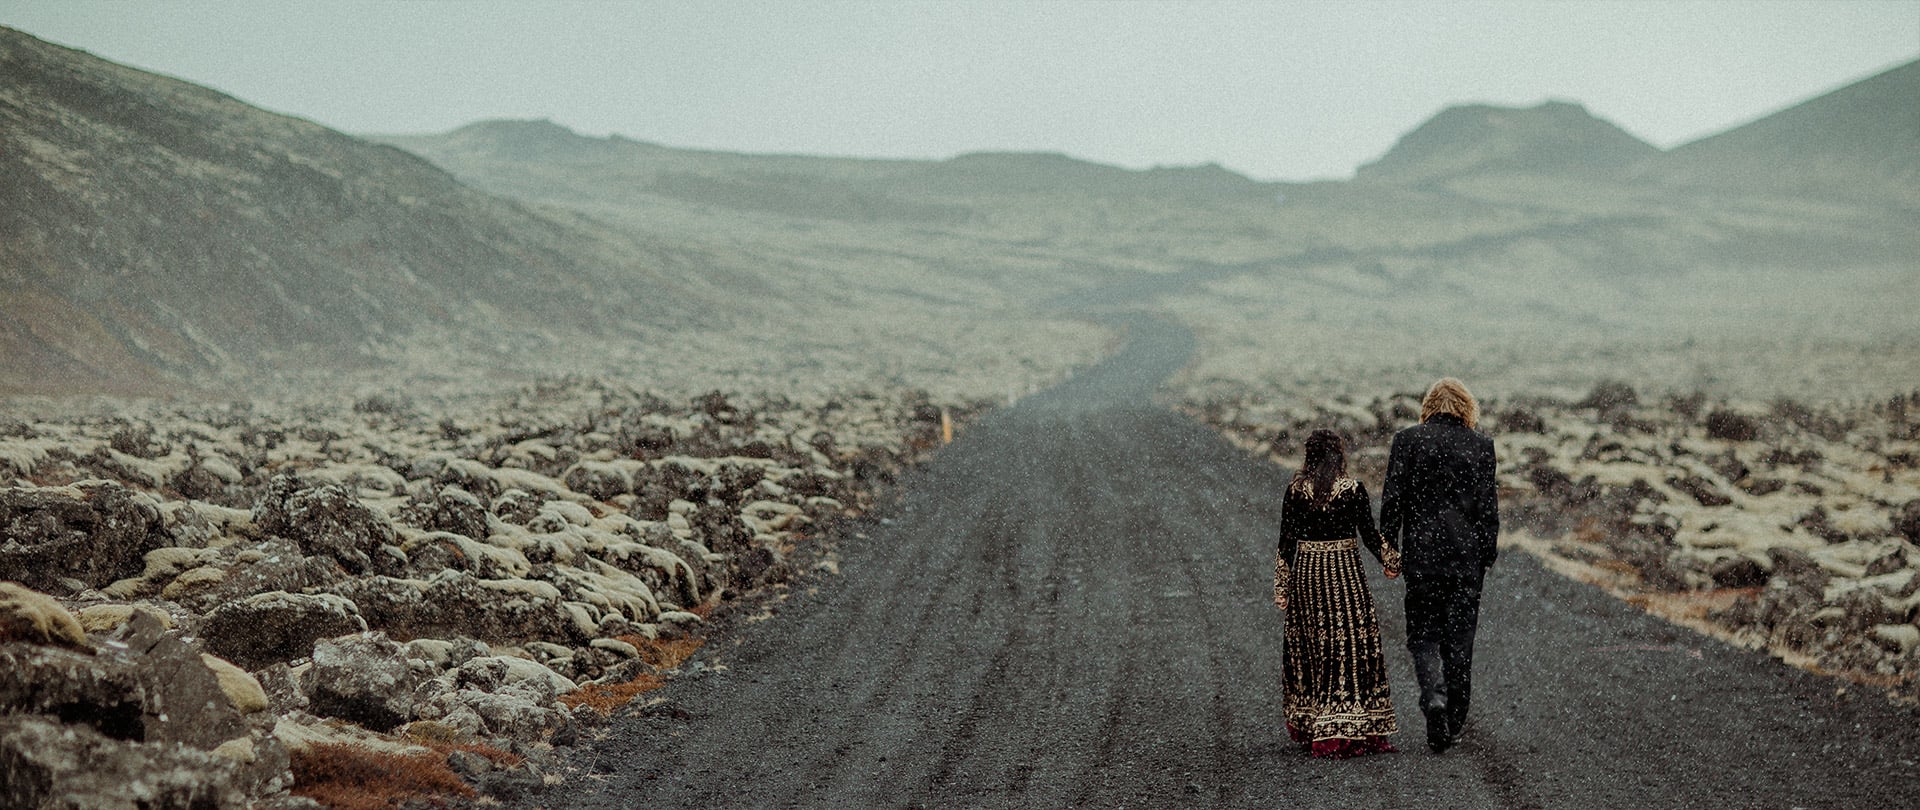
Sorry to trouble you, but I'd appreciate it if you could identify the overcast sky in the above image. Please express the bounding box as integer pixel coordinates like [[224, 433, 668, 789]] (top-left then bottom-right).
[[4, 1, 1916, 181]]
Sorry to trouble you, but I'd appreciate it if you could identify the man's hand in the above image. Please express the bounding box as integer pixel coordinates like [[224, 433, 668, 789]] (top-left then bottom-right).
[[1385, 567, 1401, 580], [1273, 593, 1287, 610]]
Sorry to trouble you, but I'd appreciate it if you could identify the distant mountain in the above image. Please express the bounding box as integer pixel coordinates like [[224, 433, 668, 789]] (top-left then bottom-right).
[[376, 120, 1275, 227], [0, 27, 688, 395], [1653, 58, 1920, 199], [1354, 100, 1659, 187]]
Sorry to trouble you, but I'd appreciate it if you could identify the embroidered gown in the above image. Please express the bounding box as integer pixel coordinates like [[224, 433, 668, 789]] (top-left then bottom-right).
[[1274, 476, 1401, 756]]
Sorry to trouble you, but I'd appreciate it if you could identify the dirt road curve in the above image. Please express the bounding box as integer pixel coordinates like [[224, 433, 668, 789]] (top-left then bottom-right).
[[530, 317, 1920, 809]]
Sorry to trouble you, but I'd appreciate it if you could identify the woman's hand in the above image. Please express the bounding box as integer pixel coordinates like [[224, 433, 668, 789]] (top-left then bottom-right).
[[1273, 593, 1287, 610], [1384, 567, 1401, 580]]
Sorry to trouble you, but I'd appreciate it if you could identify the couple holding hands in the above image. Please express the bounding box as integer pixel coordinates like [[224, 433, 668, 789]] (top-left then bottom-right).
[[1272, 378, 1500, 757]]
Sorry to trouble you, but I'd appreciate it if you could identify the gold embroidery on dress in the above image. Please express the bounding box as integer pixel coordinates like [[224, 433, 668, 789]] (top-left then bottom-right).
[[1290, 476, 1359, 506], [1279, 473, 1398, 743]]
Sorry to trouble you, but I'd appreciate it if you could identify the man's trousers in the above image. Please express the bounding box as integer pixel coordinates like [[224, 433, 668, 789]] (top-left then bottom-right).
[[1404, 569, 1485, 738]]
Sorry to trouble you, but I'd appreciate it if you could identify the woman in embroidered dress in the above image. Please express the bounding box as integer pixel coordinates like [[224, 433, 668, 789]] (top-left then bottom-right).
[[1273, 429, 1401, 757]]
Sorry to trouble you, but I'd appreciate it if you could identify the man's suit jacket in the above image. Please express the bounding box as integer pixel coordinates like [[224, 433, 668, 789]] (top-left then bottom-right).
[[1380, 413, 1499, 577]]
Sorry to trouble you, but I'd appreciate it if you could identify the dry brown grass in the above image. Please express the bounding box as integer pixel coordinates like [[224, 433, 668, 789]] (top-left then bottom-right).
[[410, 733, 524, 769], [1627, 587, 1762, 623], [556, 636, 704, 715], [1569, 517, 1609, 545], [440, 741, 524, 767], [1590, 558, 1642, 577], [615, 636, 705, 670], [289, 742, 474, 810], [559, 672, 667, 714]]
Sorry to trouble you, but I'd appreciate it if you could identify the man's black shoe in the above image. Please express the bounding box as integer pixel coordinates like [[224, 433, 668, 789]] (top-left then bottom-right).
[[1421, 697, 1452, 753]]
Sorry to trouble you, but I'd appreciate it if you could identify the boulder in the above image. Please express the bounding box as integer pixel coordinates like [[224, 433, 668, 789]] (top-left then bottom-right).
[[252, 475, 395, 574], [398, 485, 491, 541], [1872, 623, 1920, 655], [1667, 475, 1735, 507], [413, 655, 575, 743], [1577, 380, 1638, 411], [168, 459, 249, 508], [403, 636, 491, 672], [0, 581, 88, 648], [627, 462, 701, 521], [114, 613, 253, 749], [454, 655, 577, 699], [1704, 410, 1761, 441], [191, 540, 345, 612], [200, 591, 368, 670], [252, 663, 311, 716], [76, 603, 175, 635], [1830, 587, 1894, 632], [1705, 449, 1750, 485], [1865, 547, 1911, 577], [1495, 407, 1547, 434], [103, 546, 220, 600], [1815, 637, 1888, 674], [0, 611, 249, 750], [0, 714, 247, 810], [331, 571, 575, 645], [0, 643, 144, 740], [200, 654, 270, 714], [1708, 555, 1770, 589], [158, 565, 228, 604], [271, 712, 426, 757], [0, 481, 170, 591], [589, 637, 639, 659], [1895, 499, 1920, 544], [492, 489, 548, 525], [305, 633, 421, 732], [1768, 547, 1831, 592], [564, 461, 636, 501], [688, 503, 754, 553], [412, 456, 503, 502]]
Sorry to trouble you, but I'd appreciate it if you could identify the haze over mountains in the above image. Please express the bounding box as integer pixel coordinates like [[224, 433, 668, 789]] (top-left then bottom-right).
[[2, 24, 1914, 400]]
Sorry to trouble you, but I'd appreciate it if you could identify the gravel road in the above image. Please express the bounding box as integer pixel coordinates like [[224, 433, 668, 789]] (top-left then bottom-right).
[[530, 316, 1920, 809]]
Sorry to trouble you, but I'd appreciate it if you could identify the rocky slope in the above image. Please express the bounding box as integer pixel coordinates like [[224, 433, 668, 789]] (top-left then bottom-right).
[[0, 27, 707, 396], [0, 384, 973, 808]]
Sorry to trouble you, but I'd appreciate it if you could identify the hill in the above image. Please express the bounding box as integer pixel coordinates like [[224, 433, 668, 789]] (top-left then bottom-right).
[[1354, 100, 1659, 187], [1653, 58, 1920, 200], [0, 27, 696, 395]]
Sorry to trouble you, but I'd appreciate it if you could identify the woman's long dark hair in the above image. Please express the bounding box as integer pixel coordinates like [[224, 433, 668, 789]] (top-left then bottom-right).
[[1296, 429, 1346, 508]]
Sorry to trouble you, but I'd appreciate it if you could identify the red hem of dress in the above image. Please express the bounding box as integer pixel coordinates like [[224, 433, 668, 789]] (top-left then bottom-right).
[[1288, 723, 1396, 758]]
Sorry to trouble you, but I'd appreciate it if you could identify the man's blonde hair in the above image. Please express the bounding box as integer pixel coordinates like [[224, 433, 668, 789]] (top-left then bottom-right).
[[1421, 377, 1479, 429]]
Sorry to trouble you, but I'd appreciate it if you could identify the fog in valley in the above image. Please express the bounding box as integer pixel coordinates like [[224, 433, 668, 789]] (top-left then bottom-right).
[[2, 4, 1918, 808]]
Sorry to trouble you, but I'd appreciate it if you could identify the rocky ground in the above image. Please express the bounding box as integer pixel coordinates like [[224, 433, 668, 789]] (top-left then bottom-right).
[[1182, 383, 1920, 702], [0, 380, 979, 809]]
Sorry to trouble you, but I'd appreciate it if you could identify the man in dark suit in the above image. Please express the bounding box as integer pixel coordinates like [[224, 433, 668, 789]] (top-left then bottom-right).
[[1380, 377, 1499, 753]]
